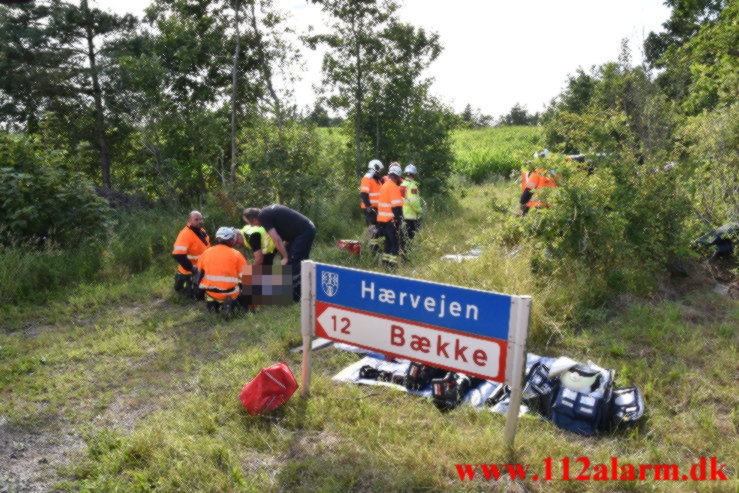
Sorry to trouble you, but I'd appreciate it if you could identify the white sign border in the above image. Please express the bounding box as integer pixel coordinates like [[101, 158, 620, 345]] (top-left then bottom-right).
[[299, 260, 531, 447]]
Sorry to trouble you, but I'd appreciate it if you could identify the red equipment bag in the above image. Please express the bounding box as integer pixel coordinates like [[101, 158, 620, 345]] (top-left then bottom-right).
[[239, 363, 299, 416], [337, 239, 361, 256]]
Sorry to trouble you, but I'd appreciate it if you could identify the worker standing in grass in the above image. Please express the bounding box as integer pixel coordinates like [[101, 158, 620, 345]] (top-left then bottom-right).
[[240, 208, 277, 266], [360, 159, 384, 253], [197, 227, 248, 313], [377, 163, 404, 269], [242, 205, 316, 301], [400, 164, 422, 243], [172, 210, 210, 295]]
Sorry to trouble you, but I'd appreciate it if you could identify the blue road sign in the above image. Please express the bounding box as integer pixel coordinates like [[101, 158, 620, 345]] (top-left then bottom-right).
[[315, 263, 512, 341]]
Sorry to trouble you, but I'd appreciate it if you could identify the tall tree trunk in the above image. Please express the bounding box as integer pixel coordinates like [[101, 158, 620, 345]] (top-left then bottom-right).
[[82, 0, 112, 191], [353, 15, 363, 176], [249, 1, 283, 128], [229, 0, 241, 186]]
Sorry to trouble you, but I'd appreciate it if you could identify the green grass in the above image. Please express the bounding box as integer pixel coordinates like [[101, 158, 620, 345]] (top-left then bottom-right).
[[452, 126, 543, 182], [1, 178, 736, 492]]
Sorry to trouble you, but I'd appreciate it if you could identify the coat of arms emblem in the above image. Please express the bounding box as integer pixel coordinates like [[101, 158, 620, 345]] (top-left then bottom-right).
[[321, 271, 339, 297]]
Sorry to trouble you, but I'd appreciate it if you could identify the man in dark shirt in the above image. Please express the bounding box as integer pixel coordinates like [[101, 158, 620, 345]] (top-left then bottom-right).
[[243, 205, 316, 301]]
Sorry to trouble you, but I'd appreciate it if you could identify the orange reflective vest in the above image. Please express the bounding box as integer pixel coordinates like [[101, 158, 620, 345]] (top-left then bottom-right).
[[172, 226, 210, 274], [197, 244, 248, 301], [360, 173, 382, 209], [522, 168, 556, 208], [377, 179, 403, 223]]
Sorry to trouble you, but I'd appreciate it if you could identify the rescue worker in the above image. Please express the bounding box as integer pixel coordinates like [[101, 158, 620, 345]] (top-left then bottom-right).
[[197, 227, 249, 313], [400, 164, 422, 242], [241, 208, 277, 266], [242, 205, 316, 302], [520, 150, 557, 215], [172, 210, 210, 295], [360, 159, 384, 253], [377, 163, 404, 269], [382, 162, 404, 183]]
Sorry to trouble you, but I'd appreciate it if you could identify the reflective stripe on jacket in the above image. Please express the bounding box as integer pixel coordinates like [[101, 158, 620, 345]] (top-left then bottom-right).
[[377, 179, 403, 223], [400, 178, 422, 220], [360, 173, 382, 208], [196, 244, 248, 301], [522, 169, 556, 208], [172, 226, 210, 274]]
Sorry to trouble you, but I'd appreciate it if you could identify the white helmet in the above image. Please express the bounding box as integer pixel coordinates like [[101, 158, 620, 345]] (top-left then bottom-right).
[[388, 163, 402, 176], [404, 164, 417, 175], [215, 226, 236, 241], [368, 159, 384, 173]]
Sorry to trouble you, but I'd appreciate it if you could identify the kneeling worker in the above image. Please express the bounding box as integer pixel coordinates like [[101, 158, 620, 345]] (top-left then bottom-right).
[[377, 163, 404, 269], [172, 210, 210, 294], [197, 227, 249, 312], [241, 208, 277, 266]]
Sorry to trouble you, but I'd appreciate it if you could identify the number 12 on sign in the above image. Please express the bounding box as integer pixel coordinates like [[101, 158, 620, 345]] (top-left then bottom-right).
[[331, 315, 351, 334]]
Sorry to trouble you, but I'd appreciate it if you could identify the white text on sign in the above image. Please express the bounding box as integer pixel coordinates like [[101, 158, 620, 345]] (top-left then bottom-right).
[[315, 302, 506, 381]]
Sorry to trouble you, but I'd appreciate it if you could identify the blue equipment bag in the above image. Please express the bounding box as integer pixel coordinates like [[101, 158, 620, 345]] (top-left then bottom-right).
[[549, 369, 614, 436]]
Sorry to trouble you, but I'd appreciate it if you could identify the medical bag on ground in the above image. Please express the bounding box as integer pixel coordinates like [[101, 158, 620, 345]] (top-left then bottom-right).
[[521, 361, 556, 417], [549, 368, 614, 436], [239, 363, 298, 416], [609, 387, 645, 430]]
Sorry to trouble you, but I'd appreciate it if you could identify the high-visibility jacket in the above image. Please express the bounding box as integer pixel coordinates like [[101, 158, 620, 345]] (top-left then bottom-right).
[[172, 226, 210, 274], [400, 178, 422, 220], [360, 172, 382, 209], [240, 225, 276, 254], [377, 179, 403, 223], [197, 244, 248, 301], [521, 168, 557, 208]]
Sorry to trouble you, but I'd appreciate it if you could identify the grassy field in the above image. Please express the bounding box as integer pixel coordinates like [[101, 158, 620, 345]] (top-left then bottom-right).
[[451, 126, 543, 182], [1, 165, 737, 491]]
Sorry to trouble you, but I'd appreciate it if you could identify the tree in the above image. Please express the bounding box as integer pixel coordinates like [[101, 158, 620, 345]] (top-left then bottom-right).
[[0, 1, 72, 133], [0, 0, 138, 190], [306, 0, 398, 175], [498, 103, 539, 126], [54, 0, 137, 190], [460, 104, 474, 126], [358, 20, 454, 195], [644, 0, 728, 67]]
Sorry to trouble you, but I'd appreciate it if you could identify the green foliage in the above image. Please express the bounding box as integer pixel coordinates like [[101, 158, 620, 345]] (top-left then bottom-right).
[[644, 0, 729, 67], [521, 156, 692, 293], [0, 133, 113, 248], [665, 2, 739, 115], [110, 208, 182, 274], [452, 126, 542, 182], [0, 244, 103, 304], [677, 103, 739, 229], [457, 103, 493, 128], [360, 91, 456, 196], [543, 56, 679, 159], [237, 120, 328, 209], [498, 103, 539, 126]]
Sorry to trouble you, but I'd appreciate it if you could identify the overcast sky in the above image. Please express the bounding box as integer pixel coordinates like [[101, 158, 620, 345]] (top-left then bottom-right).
[[97, 0, 671, 118]]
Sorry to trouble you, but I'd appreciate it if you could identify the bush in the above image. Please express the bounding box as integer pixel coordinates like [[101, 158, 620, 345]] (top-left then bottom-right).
[[522, 156, 692, 293], [0, 133, 113, 248], [109, 208, 185, 274]]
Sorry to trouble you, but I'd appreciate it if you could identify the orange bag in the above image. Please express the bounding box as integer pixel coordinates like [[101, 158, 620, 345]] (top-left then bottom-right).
[[239, 363, 298, 415]]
